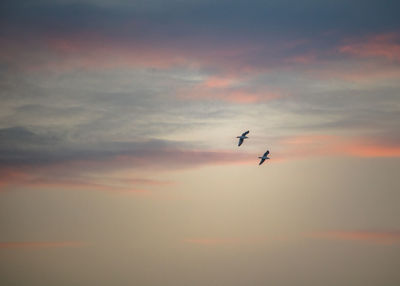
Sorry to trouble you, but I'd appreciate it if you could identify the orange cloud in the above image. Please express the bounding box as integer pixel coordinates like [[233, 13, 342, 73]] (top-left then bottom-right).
[[308, 230, 400, 245], [346, 144, 400, 158], [278, 134, 400, 160]]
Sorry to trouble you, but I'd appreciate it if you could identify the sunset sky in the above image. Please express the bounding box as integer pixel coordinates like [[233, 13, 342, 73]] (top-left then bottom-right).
[[1, 0, 400, 285]]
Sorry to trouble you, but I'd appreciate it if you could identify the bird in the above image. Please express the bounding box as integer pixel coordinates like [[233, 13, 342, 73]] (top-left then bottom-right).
[[236, 130, 249, 146], [258, 150, 270, 165]]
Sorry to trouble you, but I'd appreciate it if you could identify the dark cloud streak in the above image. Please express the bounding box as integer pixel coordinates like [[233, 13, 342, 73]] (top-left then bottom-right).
[[0, 126, 252, 172], [2, 0, 400, 43]]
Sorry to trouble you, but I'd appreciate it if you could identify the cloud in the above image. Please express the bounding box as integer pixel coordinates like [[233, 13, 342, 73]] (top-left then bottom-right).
[[3, 0, 400, 38], [276, 134, 400, 160], [340, 33, 400, 62], [2, 1, 399, 96], [1, 127, 398, 193], [0, 0, 399, 84], [0, 127, 216, 169], [178, 76, 284, 103], [0, 1, 399, 198], [119, 178, 175, 186], [0, 127, 254, 192], [0, 148, 253, 192], [2, 0, 397, 76]]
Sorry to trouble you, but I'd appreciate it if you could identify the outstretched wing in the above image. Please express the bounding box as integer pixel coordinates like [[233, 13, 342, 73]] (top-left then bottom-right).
[[242, 130, 250, 136], [238, 138, 244, 146], [263, 150, 270, 157], [259, 158, 266, 165]]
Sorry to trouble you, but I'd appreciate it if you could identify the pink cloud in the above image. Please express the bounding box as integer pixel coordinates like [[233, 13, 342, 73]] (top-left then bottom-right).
[[0, 33, 190, 72], [308, 230, 400, 245], [0, 166, 151, 193], [277, 134, 400, 160], [346, 143, 400, 158], [181, 88, 280, 104], [119, 178, 175, 186], [285, 53, 317, 64], [0, 169, 32, 192], [339, 33, 400, 62], [4, 30, 400, 87], [285, 33, 400, 82], [2, 135, 396, 194], [36, 34, 260, 74], [179, 76, 284, 103], [203, 76, 237, 88], [0, 32, 285, 77], [0, 149, 254, 193]]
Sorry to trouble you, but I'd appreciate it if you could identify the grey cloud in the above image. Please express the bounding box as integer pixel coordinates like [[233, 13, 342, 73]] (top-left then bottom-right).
[[1, 0, 399, 65], [0, 126, 171, 167], [0, 126, 250, 175], [0, 0, 399, 171], [0, 68, 238, 143], [0, 126, 59, 147], [2, 0, 399, 37], [242, 66, 400, 131]]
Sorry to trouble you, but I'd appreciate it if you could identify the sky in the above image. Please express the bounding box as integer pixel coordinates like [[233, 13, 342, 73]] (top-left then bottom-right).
[[1, 0, 400, 285]]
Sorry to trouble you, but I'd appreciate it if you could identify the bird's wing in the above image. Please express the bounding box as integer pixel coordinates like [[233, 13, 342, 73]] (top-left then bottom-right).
[[259, 158, 265, 165], [238, 138, 244, 146], [264, 150, 270, 156], [242, 130, 250, 136]]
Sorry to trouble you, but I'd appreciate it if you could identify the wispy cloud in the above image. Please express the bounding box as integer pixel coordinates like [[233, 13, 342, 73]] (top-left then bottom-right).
[[276, 134, 400, 160], [0, 1, 399, 200], [178, 75, 284, 103], [1, 127, 398, 193], [0, 127, 254, 193], [340, 33, 400, 62], [119, 178, 175, 186]]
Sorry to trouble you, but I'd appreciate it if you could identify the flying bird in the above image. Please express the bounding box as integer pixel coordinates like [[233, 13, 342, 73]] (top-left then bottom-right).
[[236, 130, 249, 146], [258, 150, 270, 165]]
